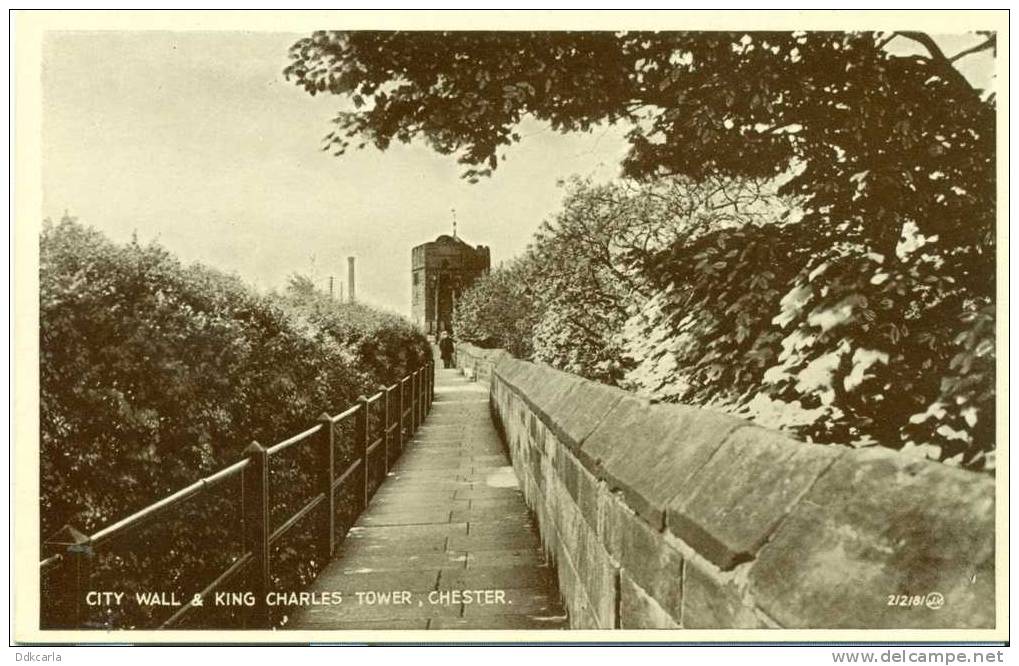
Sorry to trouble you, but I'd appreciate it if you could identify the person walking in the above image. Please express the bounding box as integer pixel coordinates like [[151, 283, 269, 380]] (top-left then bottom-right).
[[439, 331, 455, 369]]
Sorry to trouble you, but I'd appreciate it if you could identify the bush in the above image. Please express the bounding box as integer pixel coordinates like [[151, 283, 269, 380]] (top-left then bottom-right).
[[625, 217, 995, 470], [40, 216, 430, 627], [276, 276, 431, 386], [453, 259, 538, 358], [454, 174, 995, 471]]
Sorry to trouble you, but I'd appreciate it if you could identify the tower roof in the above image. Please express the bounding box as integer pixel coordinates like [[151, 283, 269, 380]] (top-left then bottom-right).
[[434, 233, 471, 247]]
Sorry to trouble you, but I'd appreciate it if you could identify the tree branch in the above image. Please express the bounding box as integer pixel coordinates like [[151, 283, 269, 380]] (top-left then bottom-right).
[[894, 31, 950, 62], [892, 31, 982, 96], [949, 35, 996, 63], [874, 32, 898, 51]]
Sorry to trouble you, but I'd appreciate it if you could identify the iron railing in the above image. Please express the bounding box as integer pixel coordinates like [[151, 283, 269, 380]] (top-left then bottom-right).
[[40, 359, 436, 629]]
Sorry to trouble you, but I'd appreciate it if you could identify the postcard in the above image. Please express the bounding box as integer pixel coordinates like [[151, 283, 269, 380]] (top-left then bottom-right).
[[12, 9, 1008, 645]]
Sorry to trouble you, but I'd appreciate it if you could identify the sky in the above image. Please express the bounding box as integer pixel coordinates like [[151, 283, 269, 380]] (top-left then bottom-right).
[[41, 31, 629, 315], [41, 31, 994, 316]]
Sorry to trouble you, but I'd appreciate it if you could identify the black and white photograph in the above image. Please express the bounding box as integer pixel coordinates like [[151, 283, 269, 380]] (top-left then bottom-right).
[[12, 9, 1007, 645]]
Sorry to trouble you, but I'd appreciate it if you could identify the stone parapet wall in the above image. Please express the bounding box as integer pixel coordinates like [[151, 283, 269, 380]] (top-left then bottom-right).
[[454, 343, 511, 384], [455, 343, 996, 630]]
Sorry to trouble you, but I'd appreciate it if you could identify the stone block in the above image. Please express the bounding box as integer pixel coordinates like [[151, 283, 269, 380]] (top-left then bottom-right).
[[493, 353, 518, 376], [494, 358, 530, 389], [513, 364, 582, 425], [554, 535, 579, 609], [555, 443, 581, 505], [682, 560, 764, 629], [528, 411, 539, 446], [545, 483, 617, 628], [545, 381, 628, 451], [539, 383, 586, 434], [557, 546, 599, 630], [613, 510, 683, 619], [598, 488, 628, 561], [592, 399, 745, 528], [579, 394, 652, 471], [555, 483, 585, 558], [487, 349, 511, 367], [572, 515, 618, 628], [619, 570, 681, 629], [575, 456, 601, 532], [531, 363, 584, 406], [528, 432, 545, 492], [542, 500, 560, 551], [667, 427, 843, 570], [749, 447, 995, 629]]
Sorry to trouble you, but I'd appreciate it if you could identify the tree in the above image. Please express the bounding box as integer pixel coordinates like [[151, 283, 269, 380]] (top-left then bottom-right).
[[285, 272, 317, 299], [454, 176, 789, 384], [285, 30, 994, 263], [287, 30, 997, 468], [40, 217, 432, 627], [455, 172, 995, 469], [453, 259, 538, 358]]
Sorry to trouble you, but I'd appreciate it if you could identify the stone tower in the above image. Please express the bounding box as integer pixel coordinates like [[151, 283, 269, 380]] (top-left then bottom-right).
[[411, 234, 490, 337]]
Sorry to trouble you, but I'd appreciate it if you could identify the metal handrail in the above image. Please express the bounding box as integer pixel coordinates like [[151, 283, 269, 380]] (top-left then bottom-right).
[[331, 403, 360, 424], [40, 554, 62, 570], [332, 457, 362, 491], [366, 436, 385, 456], [269, 492, 326, 545], [40, 359, 435, 630], [266, 423, 323, 456], [160, 551, 253, 629], [90, 458, 249, 548]]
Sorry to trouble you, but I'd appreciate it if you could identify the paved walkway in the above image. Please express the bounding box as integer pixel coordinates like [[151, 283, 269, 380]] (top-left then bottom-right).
[[287, 368, 567, 630]]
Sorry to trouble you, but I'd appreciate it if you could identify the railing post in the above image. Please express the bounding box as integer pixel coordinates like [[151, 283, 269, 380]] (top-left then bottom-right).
[[419, 365, 426, 423], [316, 413, 335, 562], [380, 385, 391, 473], [411, 369, 420, 432], [418, 368, 425, 427], [398, 377, 407, 452], [356, 395, 370, 510], [430, 360, 435, 410], [242, 441, 271, 628], [43, 524, 92, 628]]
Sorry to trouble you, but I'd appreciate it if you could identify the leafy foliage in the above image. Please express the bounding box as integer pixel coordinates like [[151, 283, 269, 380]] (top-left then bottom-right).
[[627, 215, 995, 469], [284, 31, 994, 252], [455, 177, 786, 382], [278, 276, 431, 385], [456, 175, 995, 469], [452, 259, 538, 358], [292, 30, 995, 469], [40, 217, 429, 627]]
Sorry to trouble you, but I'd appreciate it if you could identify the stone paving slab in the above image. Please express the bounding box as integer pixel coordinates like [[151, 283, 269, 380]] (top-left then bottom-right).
[[438, 564, 557, 590], [450, 507, 531, 523], [336, 551, 470, 574], [288, 369, 566, 631], [465, 548, 548, 568], [358, 511, 454, 527], [346, 522, 468, 539], [315, 570, 442, 592]]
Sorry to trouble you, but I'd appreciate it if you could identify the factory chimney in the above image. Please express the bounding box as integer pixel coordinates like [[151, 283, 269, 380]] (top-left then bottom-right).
[[347, 256, 356, 303]]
